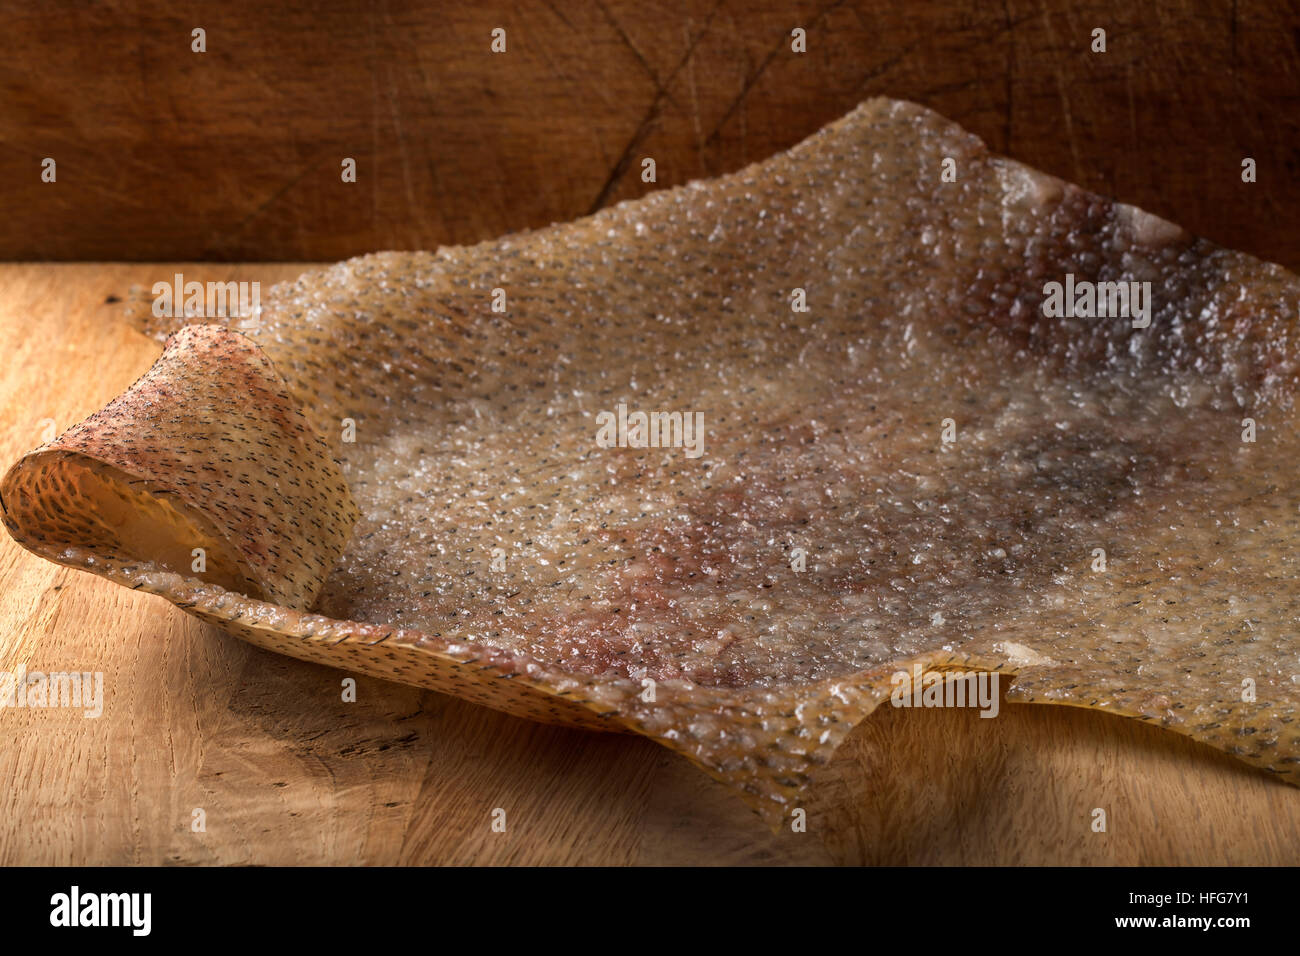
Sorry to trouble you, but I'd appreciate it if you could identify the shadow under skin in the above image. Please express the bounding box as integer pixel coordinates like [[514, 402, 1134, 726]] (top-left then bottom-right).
[[205, 633, 819, 865], [195, 627, 1298, 866], [807, 677, 1298, 866]]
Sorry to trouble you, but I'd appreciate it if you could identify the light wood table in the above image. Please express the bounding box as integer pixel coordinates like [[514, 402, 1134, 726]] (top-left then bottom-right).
[[2, 264, 1298, 865]]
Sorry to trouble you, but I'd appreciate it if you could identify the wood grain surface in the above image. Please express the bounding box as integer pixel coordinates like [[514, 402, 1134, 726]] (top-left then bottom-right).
[[1, 0, 1297, 267], [1, 264, 1298, 865]]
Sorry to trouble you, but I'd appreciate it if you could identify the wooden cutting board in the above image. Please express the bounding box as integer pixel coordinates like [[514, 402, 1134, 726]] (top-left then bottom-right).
[[2, 263, 1298, 865]]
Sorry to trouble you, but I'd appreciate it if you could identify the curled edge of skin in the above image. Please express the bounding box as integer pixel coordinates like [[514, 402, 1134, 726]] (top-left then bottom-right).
[[0, 324, 358, 611]]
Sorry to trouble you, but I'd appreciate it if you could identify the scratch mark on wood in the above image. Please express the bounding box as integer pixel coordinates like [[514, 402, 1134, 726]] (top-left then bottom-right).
[[704, 0, 856, 150], [586, 0, 725, 214]]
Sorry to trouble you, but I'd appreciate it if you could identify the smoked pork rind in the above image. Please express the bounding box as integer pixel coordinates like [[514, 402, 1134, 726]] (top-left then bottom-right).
[[6, 98, 1300, 825]]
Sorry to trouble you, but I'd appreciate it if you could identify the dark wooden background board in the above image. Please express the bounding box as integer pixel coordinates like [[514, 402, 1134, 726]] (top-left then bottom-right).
[[0, 0, 1297, 266]]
